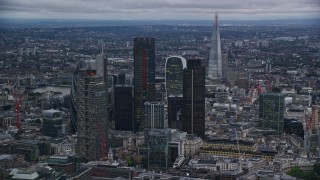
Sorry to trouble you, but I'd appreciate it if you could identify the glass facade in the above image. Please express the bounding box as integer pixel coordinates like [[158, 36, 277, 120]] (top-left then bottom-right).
[[183, 59, 206, 138], [148, 129, 171, 171], [114, 85, 133, 131], [133, 37, 155, 133], [259, 93, 285, 136], [144, 101, 165, 130], [165, 56, 186, 98], [208, 13, 222, 79]]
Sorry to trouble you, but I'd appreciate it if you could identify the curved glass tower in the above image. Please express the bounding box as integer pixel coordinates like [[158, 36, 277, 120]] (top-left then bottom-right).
[[208, 13, 222, 79], [70, 60, 87, 134], [165, 56, 187, 99]]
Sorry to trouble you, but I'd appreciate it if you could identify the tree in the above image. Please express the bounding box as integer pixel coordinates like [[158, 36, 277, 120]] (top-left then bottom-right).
[[287, 166, 304, 179], [314, 163, 320, 176], [35, 118, 42, 124], [126, 157, 136, 167], [304, 172, 318, 180]]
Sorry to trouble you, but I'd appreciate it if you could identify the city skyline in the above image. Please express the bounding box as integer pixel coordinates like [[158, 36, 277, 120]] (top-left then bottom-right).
[[0, 5, 320, 177], [0, 0, 319, 20]]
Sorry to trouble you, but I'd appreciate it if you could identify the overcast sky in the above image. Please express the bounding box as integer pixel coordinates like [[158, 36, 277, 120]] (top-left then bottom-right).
[[0, 0, 319, 20]]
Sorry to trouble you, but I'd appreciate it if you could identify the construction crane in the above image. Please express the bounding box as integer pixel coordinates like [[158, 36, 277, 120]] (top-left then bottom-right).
[[97, 123, 106, 160], [8, 80, 23, 130]]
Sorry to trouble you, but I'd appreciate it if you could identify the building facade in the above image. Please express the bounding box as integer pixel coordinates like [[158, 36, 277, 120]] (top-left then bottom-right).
[[259, 93, 285, 136], [133, 37, 155, 133], [114, 85, 133, 131], [42, 109, 64, 138], [167, 95, 183, 130], [311, 105, 319, 132], [75, 69, 108, 161], [165, 56, 187, 99], [144, 101, 165, 130], [207, 13, 222, 79], [183, 59, 206, 138], [147, 129, 172, 171], [70, 60, 87, 134]]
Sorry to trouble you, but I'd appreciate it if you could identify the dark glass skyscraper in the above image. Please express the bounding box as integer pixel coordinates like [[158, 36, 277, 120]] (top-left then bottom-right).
[[114, 85, 133, 131], [182, 59, 206, 138], [259, 93, 285, 136], [168, 95, 183, 130], [133, 37, 155, 133]]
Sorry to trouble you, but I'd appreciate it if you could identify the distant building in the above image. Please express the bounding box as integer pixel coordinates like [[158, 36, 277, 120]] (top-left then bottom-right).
[[259, 93, 285, 136], [183, 134, 203, 158], [96, 46, 108, 84], [42, 109, 65, 138], [133, 37, 155, 133], [86, 161, 134, 179], [50, 141, 75, 156], [0, 90, 8, 106], [167, 95, 183, 130], [147, 129, 172, 171], [311, 105, 319, 132], [144, 101, 165, 130], [283, 118, 304, 139], [117, 73, 126, 85], [207, 13, 222, 79], [222, 54, 228, 81], [200, 138, 276, 161], [165, 56, 187, 99], [183, 59, 206, 138], [144, 101, 165, 142], [11, 140, 40, 162], [114, 85, 133, 131], [47, 155, 80, 174]]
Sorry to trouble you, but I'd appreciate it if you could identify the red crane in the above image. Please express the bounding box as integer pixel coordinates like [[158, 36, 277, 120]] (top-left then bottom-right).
[[97, 123, 106, 160]]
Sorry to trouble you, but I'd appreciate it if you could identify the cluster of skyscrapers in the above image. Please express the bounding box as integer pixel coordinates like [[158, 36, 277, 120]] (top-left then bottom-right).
[[70, 14, 226, 161]]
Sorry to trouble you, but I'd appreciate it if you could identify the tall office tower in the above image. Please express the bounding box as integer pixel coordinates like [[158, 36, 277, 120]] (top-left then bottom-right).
[[114, 85, 133, 131], [144, 101, 165, 130], [207, 13, 222, 79], [165, 56, 187, 99], [96, 45, 108, 84], [182, 59, 206, 138], [259, 93, 285, 136], [133, 37, 155, 133], [167, 95, 183, 130], [70, 60, 87, 133], [75, 69, 108, 161]]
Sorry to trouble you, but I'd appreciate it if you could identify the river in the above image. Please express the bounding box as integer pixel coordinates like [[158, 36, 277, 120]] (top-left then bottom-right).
[[31, 86, 71, 96]]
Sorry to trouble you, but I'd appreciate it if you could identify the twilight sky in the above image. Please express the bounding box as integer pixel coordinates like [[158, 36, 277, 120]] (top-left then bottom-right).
[[0, 0, 319, 20]]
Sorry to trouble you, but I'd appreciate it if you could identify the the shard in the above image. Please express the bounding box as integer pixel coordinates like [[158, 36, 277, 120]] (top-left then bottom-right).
[[207, 13, 222, 79]]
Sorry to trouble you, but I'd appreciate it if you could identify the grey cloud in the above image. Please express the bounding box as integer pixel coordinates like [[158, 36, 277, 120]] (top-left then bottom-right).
[[0, 0, 319, 19]]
